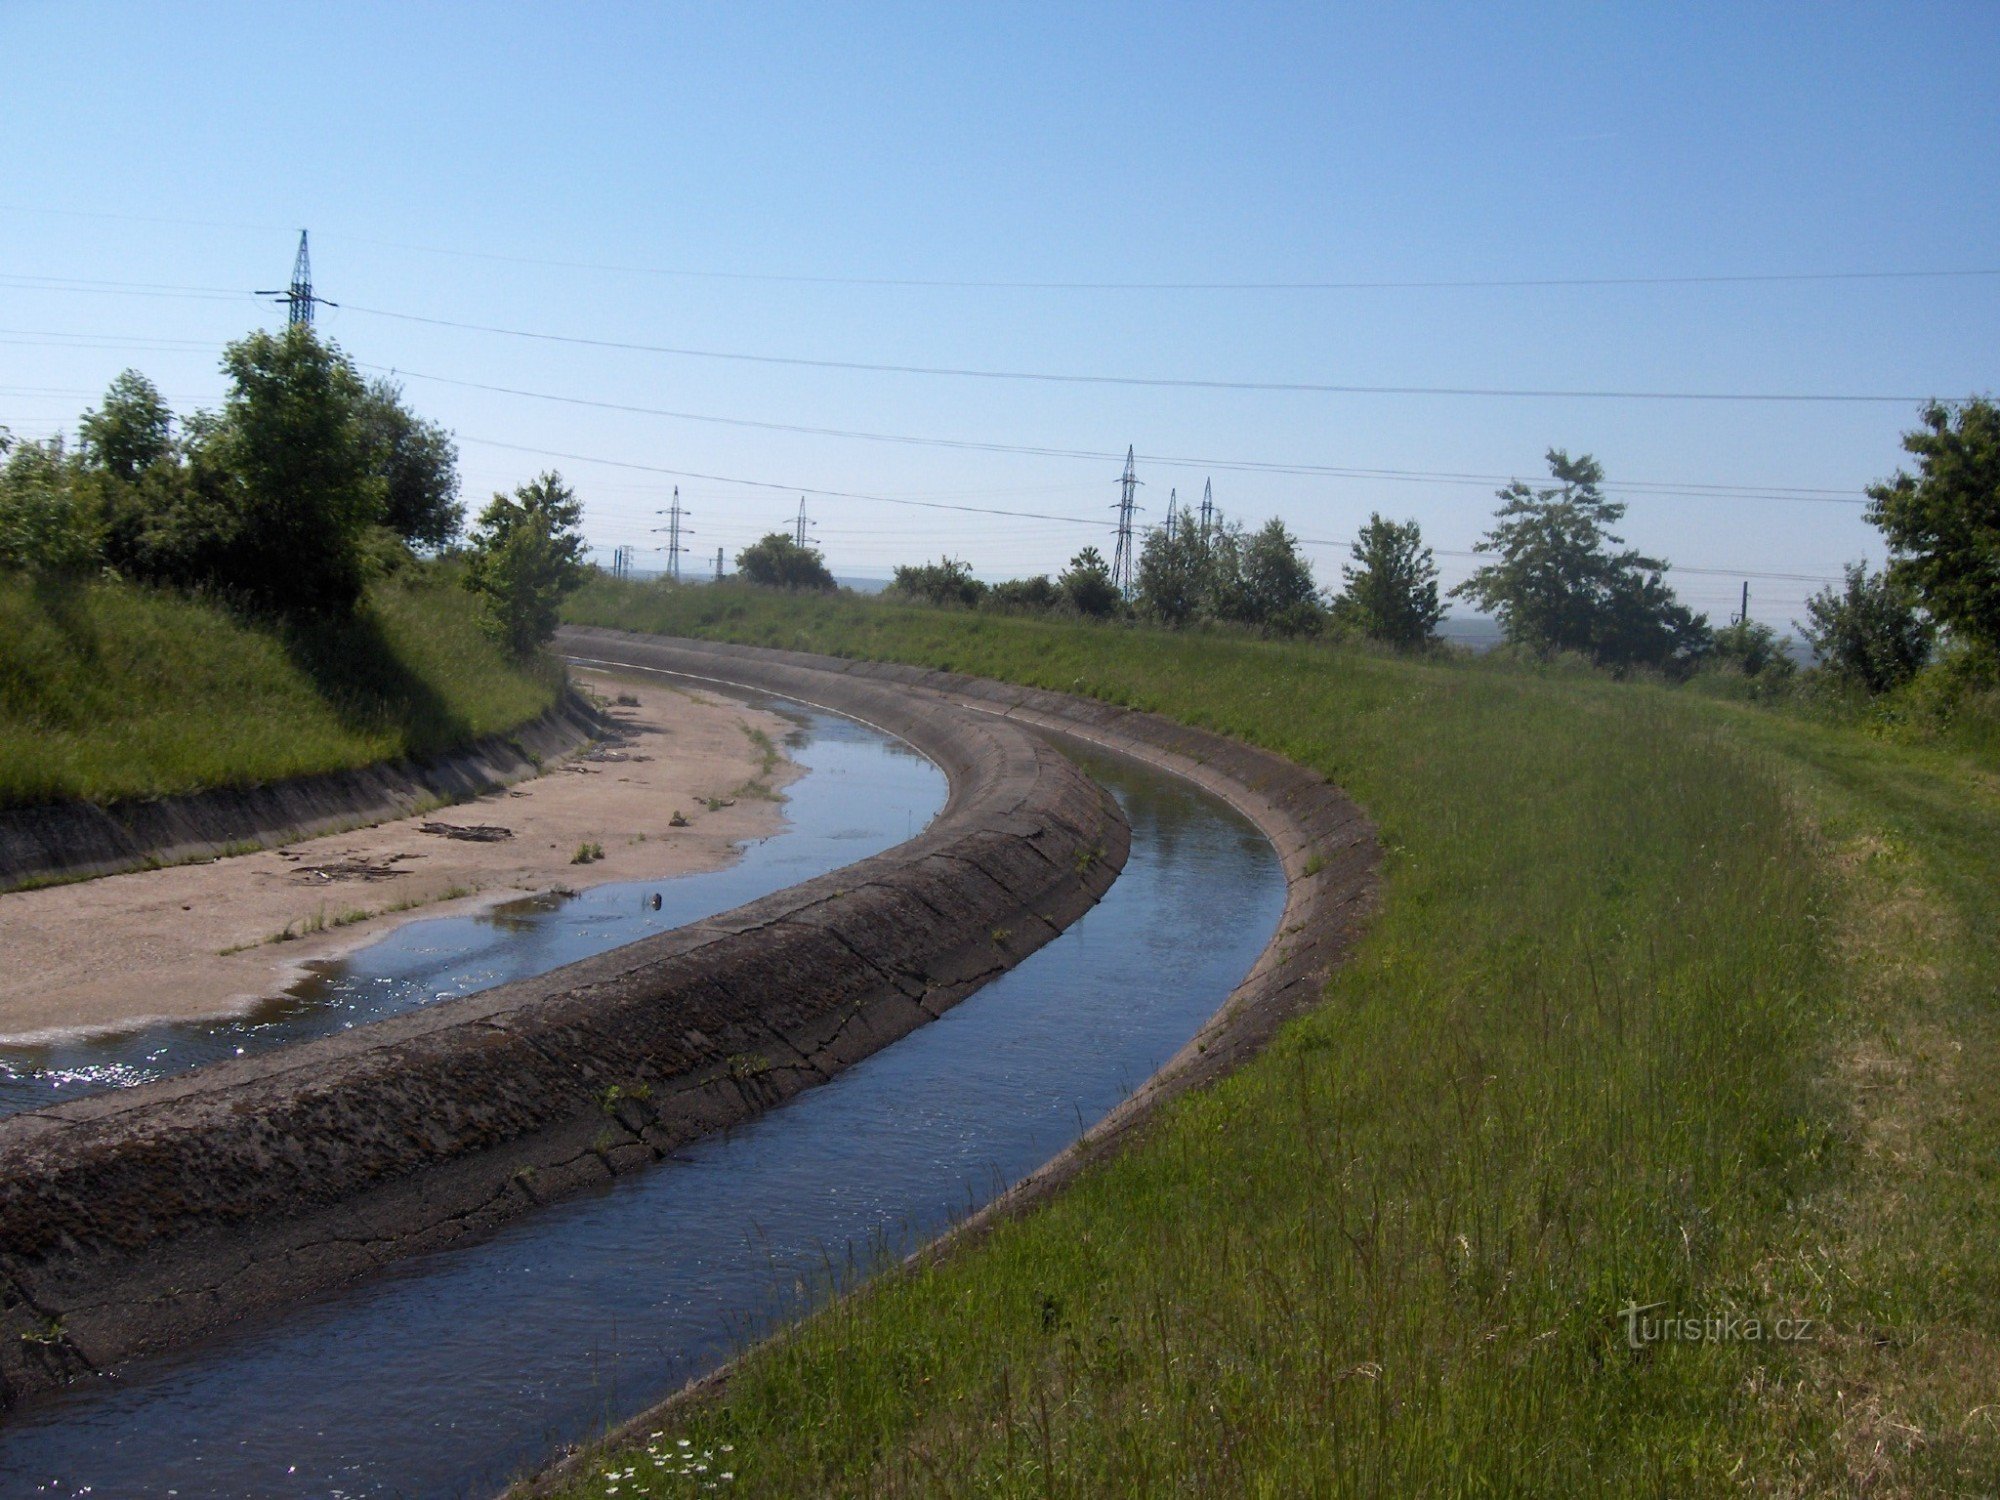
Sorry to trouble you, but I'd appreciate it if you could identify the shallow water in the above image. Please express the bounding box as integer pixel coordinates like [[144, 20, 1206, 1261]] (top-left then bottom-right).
[[0, 748, 1286, 1499], [0, 702, 946, 1117]]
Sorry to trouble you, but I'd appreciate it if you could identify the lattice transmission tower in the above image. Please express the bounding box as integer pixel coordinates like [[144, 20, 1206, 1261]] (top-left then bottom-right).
[[1110, 446, 1143, 596], [654, 488, 693, 581], [257, 230, 336, 327]]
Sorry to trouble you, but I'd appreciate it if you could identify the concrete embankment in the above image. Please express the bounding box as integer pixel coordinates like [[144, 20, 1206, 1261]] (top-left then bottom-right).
[[0, 692, 606, 892], [0, 650, 1127, 1407], [511, 627, 1380, 1496]]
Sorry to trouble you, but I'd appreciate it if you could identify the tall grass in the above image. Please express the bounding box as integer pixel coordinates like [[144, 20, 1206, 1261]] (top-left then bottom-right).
[[538, 581, 2000, 1494], [0, 566, 560, 807]]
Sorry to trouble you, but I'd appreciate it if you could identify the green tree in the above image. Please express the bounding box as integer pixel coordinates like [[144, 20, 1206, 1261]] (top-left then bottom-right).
[[735, 532, 836, 591], [1865, 397, 2000, 654], [985, 574, 1059, 612], [1708, 618, 1795, 681], [464, 471, 589, 655], [1333, 513, 1443, 647], [356, 377, 464, 550], [888, 556, 985, 607], [1452, 450, 1708, 671], [1134, 520, 1210, 626], [78, 370, 174, 483], [0, 436, 102, 572], [1058, 545, 1121, 618], [201, 327, 384, 614], [1798, 562, 1933, 693], [1234, 518, 1323, 635]]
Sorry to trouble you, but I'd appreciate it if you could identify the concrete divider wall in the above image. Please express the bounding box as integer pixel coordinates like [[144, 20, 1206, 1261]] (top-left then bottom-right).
[[0, 652, 1128, 1407], [509, 629, 1381, 1495], [0, 692, 607, 892]]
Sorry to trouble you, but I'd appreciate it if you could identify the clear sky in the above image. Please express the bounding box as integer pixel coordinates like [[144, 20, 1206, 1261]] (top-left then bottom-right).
[[4, 2, 1995, 627]]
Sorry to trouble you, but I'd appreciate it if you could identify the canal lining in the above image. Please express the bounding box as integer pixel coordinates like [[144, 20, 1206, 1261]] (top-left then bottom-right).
[[0, 653, 1128, 1407], [513, 627, 1381, 1496]]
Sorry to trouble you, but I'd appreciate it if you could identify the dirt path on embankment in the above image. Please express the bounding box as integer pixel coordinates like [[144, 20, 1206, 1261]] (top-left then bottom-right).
[[0, 670, 796, 1040]]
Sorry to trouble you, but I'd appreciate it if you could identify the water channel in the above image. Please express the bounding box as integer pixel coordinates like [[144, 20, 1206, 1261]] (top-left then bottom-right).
[[0, 700, 945, 1117], [0, 704, 1286, 1499]]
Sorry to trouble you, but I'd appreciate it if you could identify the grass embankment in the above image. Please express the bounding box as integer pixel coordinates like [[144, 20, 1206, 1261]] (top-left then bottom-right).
[[550, 579, 2000, 1495], [0, 566, 562, 808]]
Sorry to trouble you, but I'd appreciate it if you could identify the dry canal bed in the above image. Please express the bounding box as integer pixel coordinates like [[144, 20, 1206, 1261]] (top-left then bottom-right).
[[0, 682, 932, 1116], [0, 745, 1283, 1498]]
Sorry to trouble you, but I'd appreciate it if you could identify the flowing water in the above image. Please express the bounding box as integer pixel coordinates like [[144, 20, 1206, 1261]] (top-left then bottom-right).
[[0, 728, 1285, 1499], [0, 701, 945, 1117]]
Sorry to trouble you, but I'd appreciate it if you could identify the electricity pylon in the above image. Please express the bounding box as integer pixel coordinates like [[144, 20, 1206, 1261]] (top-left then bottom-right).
[[257, 230, 335, 327], [1110, 446, 1143, 596]]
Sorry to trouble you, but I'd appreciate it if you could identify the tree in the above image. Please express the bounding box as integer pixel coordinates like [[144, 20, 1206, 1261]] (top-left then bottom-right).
[[464, 471, 589, 655], [986, 574, 1059, 612], [200, 327, 384, 614], [1798, 562, 1932, 693], [888, 556, 984, 607], [1865, 397, 2000, 654], [1708, 618, 1795, 681], [735, 532, 836, 590], [1058, 545, 1121, 618], [356, 377, 464, 550], [1333, 513, 1443, 647], [1134, 520, 1210, 626], [78, 370, 173, 483], [0, 436, 101, 573], [1234, 518, 1323, 635], [1452, 450, 1709, 672]]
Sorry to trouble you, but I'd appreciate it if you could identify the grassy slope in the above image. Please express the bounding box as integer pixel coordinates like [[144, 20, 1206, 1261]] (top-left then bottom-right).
[[0, 567, 561, 808], [552, 579, 1999, 1496]]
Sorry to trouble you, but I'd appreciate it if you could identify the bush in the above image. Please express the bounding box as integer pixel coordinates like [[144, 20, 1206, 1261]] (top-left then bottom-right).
[[0, 437, 101, 573], [984, 575, 1060, 613], [735, 532, 836, 591], [1058, 546, 1122, 619], [887, 556, 985, 608], [1799, 562, 1932, 693]]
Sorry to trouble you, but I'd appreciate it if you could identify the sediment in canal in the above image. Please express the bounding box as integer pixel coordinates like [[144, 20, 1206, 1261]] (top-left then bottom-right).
[[0, 654, 1128, 1407], [0, 690, 607, 892]]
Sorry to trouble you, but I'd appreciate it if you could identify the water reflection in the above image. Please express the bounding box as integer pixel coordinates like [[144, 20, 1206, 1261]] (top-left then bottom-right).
[[0, 748, 1286, 1500], [0, 702, 947, 1117]]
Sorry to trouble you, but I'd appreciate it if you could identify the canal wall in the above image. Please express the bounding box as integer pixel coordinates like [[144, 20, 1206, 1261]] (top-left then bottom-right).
[[0, 653, 1128, 1406], [0, 690, 607, 892], [514, 627, 1380, 1493]]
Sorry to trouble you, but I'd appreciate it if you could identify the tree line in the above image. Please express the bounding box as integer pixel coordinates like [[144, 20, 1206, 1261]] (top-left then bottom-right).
[[0, 326, 589, 654]]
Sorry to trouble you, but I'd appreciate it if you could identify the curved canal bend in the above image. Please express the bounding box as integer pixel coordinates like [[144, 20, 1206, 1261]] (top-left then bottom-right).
[[0, 697, 948, 1118], [0, 734, 1286, 1496]]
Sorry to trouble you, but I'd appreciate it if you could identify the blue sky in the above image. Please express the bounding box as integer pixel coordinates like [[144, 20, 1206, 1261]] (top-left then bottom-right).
[[3, 2, 1995, 625]]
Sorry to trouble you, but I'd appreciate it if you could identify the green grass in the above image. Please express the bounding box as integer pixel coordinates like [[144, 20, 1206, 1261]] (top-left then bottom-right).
[[0, 566, 562, 808], [545, 579, 2000, 1496]]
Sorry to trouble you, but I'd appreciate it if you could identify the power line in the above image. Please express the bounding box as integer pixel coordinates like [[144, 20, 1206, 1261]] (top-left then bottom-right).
[[375, 363, 1867, 504], [340, 302, 1937, 404], [6, 205, 1998, 292], [455, 433, 1845, 586]]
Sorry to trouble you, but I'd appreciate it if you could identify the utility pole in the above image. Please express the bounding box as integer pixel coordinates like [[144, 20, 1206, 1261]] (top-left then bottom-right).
[[1164, 488, 1178, 543], [1110, 445, 1142, 597], [793, 495, 814, 548], [1734, 581, 1749, 626], [1198, 477, 1214, 542], [257, 230, 335, 328], [714, 546, 725, 582], [653, 487, 692, 582]]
